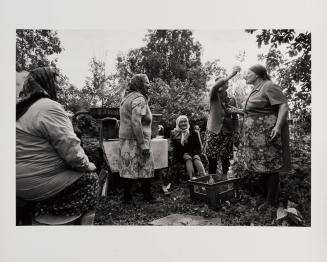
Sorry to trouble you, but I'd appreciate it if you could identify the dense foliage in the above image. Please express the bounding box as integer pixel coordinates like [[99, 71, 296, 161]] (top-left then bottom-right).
[[16, 29, 63, 72], [115, 30, 226, 126], [16, 29, 311, 226]]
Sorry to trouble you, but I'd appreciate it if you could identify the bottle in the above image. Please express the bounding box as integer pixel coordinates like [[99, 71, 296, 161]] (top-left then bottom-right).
[[227, 166, 234, 180], [227, 166, 235, 190]]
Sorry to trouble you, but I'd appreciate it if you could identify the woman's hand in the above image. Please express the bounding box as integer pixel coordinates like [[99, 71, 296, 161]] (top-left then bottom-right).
[[87, 162, 97, 172], [142, 148, 151, 158], [194, 125, 200, 133], [270, 125, 281, 141], [231, 66, 241, 76], [227, 105, 244, 115], [271, 103, 288, 141]]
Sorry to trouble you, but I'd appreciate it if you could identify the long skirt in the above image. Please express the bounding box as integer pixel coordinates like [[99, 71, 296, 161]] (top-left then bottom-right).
[[237, 114, 290, 173], [119, 139, 154, 179], [35, 172, 99, 216]]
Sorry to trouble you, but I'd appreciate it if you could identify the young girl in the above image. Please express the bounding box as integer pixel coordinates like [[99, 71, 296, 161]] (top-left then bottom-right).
[[170, 115, 206, 180]]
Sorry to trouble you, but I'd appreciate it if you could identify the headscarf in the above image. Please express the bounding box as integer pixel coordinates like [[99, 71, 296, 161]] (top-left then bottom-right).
[[125, 74, 150, 100], [173, 115, 190, 146], [249, 64, 271, 80], [16, 67, 59, 120]]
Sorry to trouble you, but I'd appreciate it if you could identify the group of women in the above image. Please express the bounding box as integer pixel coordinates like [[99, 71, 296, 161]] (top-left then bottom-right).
[[16, 62, 290, 224]]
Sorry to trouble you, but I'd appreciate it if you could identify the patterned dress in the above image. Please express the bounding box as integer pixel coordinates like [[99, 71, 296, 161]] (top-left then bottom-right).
[[35, 172, 99, 216], [237, 80, 290, 174], [120, 139, 154, 179], [204, 95, 238, 160], [237, 114, 283, 173], [119, 93, 154, 179]]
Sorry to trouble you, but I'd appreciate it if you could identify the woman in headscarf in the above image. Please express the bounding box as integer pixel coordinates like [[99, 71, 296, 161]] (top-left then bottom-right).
[[16, 67, 99, 224], [229, 64, 291, 210], [119, 74, 158, 204], [170, 115, 206, 180], [204, 66, 241, 177]]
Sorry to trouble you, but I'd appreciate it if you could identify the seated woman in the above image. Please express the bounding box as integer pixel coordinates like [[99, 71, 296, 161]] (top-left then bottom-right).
[[170, 115, 206, 180], [16, 67, 99, 225]]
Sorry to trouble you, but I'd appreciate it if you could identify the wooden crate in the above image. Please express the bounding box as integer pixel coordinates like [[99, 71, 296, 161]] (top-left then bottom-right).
[[188, 175, 240, 210]]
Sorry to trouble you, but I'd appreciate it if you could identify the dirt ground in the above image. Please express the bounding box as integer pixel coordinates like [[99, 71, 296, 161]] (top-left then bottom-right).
[[82, 135, 311, 226]]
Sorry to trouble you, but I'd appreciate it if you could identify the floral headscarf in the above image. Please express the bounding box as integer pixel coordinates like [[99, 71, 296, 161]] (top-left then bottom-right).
[[16, 67, 59, 120], [173, 115, 190, 146]]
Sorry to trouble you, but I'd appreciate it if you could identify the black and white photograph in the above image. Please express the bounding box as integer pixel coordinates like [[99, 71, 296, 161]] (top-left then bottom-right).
[[2, 0, 327, 261], [15, 28, 311, 226]]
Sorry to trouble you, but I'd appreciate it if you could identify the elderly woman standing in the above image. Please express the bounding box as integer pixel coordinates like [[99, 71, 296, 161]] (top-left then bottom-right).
[[119, 74, 157, 204], [16, 67, 99, 224], [204, 66, 241, 176], [230, 64, 291, 209]]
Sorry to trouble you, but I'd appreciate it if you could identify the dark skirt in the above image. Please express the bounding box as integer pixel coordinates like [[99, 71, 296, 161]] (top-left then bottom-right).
[[204, 130, 233, 160], [35, 172, 99, 216], [237, 114, 290, 173]]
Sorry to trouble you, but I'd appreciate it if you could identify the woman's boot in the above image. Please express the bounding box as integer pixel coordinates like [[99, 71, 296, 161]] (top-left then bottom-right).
[[208, 157, 217, 175], [123, 178, 133, 204]]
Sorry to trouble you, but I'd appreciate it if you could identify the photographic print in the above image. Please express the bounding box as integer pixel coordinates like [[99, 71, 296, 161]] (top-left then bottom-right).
[[16, 29, 311, 226]]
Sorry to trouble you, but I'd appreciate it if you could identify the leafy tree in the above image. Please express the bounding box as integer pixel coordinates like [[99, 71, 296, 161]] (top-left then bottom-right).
[[246, 29, 311, 132], [115, 30, 209, 127], [203, 59, 227, 83], [116, 30, 203, 83], [149, 78, 208, 128], [83, 57, 107, 106], [57, 82, 89, 114], [101, 74, 124, 108], [143, 30, 202, 83], [81, 57, 123, 108], [16, 29, 63, 72]]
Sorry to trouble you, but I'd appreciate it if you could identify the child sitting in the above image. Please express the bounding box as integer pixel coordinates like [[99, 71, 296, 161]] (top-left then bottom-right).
[[170, 115, 206, 180]]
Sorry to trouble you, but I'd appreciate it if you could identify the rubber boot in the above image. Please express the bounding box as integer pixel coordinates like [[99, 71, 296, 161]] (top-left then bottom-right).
[[208, 157, 218, 175], [266, 173, 280, 207], [123, 178, 133, 204]]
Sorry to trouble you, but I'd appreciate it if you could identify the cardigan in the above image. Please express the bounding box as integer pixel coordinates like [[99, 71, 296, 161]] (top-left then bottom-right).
[[119, 92, 152, 150]]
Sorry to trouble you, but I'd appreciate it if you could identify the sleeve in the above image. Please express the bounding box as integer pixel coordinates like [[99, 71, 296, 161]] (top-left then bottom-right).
[[230, 97, 239, 121], [131, 96, 147, 149], [264, 82, 288, 106], [209, 79, 227, 101], [38, 102, 90, 171], [215, 79, 227, 93], [169, 131, 175, 152], [170, 131, 183, 161], [131, 96, 147, 115], [190, 128, 202, 154]]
